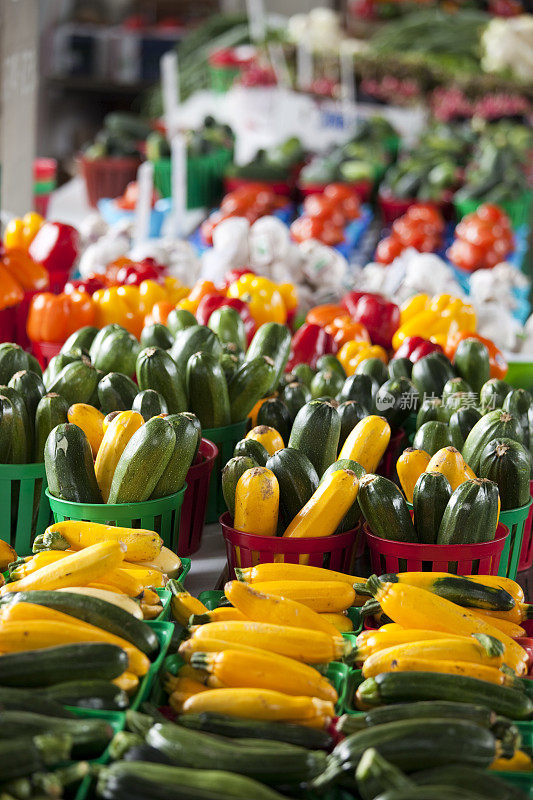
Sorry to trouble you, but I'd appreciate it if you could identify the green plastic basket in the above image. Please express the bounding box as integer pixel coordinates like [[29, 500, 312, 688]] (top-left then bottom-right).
[[454, 190, 533, 229], [0, 463, 52, 555], [209, 64, 239, 93], [46, 486, 187, 553], [492, 728, 533, 796], [155, 588, 171, 621], [73, 710, 126, 800], [498, 499, 532, 580], [152, 147, 234, 207], [130, 620, 174, 710], [203, 419, 248, 523]]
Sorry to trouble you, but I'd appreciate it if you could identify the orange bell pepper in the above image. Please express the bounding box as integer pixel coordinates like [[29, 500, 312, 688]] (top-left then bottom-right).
[[325, 317, 371, 348], [145, 300, 174, 326], [184, 280, 225, 313], [278, 283, 298, 313], [306, 304, 345, 327], [0, 265, 24, 310], [227, 275, 286, 326], [445, 330, 508, 380], [26, 290, 95, 342], [1, 249, 49, 291], [337, 341, 388, 376]]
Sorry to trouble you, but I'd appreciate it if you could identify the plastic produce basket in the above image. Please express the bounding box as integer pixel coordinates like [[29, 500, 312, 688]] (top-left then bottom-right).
[[221, 512, 363, 579], [378, 192, 454, 225], [203, 419, 248, 524], [80, 155, 141, 207], [365, 522, 509, 576], [454, 190, 533, 230], [499, 499, 533, 579], [46, 486, 187, 553], [152, 147, 233, 207], [0, 463, 53, 554], [519, 481, 533, 572], [73, 710, 126, 800], [298, 179, 373, 203], [155, 587, 171, 620], [377, 428, 406, 482], [179, 438, 218, 555]]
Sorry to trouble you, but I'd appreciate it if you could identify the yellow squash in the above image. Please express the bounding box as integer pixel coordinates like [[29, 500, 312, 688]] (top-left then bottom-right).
[[355, 628, 471, 661], [170, 581, 208, 626], [236, 563, 365, 586], [491, 751, 533, 772], [426, 447, 468, 492], [464, 463, 477, 480], [179, 636, 265, 662], [283, 469, 359, 539], [67, 404, 105, 458], [189, 620, 349, 664], [379, 655, 514, 687], [182, 687, 335, 723], [95, 410, 144, 501], [339, 416, 391, 473], [113, 672, 139, 694], [224, 579, 343, 637], [246, 425, 284, 454], [319, 613, 353, 633], [121, 567, 165, 588], [133, 546, 182, 577], [248, 580, 356, 613], [361, 636, 504, 677], [0, 540, 17, 572], [191, 606, 246, 624], [234, 467, 279, 537], [470, 610, 525, 639], [98, 568, 145, 598], [44, 520, 162, 563], [467, 575, 523, 604], [396, 448, 431, 503], [102, 411, 121, 434], [0, 541, 125, 596], [194, 647, 338, 702]]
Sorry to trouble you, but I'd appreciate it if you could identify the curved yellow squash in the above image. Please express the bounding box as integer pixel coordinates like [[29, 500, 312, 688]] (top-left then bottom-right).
[[339, 416, 391, 473], [283, 469, 359, 539], [95, 411, 144, 502], [234, 467, 279, 537]]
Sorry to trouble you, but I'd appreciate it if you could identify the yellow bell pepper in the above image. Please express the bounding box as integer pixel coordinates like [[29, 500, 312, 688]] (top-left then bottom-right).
[[400, 294, 429, 325], [3, 212, 44, 251], [164, 277, 188, 305], [138, 280, 167, 315], [278, 283, 298, 313], [227, 275, 286, 326], [338, 342, 387, 377], [429, 293, 455, 313], [176, 297, 198, 315], [92, 287, 143, 338]]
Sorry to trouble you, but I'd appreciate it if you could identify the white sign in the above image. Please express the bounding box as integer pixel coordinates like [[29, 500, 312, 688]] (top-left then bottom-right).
[[246, 0, 266, 42], [170, 134, 187, 239], [161, 50, 179, 138], [134, 161, 154, 245]]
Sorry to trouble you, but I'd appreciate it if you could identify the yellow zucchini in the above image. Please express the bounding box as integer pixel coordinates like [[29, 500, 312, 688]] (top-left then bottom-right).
[[234, 467, 279, 537], [181, 687, 334, 723], [379, 655, 514, 687], [245, 425, 284, 455], [396, 448, 431, 503], [44, 520, 162, 563], [95, 410, 144, 501], [249, 580, 355, 612], [339, 416, 391, 473], [283, 469, 359, 539], [67, 404, 105, 458], [236, 563, 365, 585], [426, 447, 468, 491]]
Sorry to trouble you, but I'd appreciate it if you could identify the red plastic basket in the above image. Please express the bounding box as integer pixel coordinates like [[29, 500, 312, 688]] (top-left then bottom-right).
[[32, 340, 63, 369], [223, 176, 292, 198], [519, 479, 533, 572], [365, 522, 509, 576], [0, 306, 17, 343], [377, 428, 406, 481], [220, 511, 362, 579], [178, 439, 218, 557], [298, 179, 373, 203], [378, 192, 454, 225], [80, 155, 142, 207]]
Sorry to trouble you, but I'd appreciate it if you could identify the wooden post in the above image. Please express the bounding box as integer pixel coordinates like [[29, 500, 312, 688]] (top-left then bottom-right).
[[0, 0, 39, 217]]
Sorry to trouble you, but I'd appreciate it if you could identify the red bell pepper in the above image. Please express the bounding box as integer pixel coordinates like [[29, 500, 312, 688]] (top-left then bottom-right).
[[286, 323, 336, 371], [395, 335, 443, 362], [223, 267, 256, 288], [64, 274, 107, 295], [195, 294, 256, 345], [28, 222, 79, 275], [341, 292, 400, 350], [116, 259, 164, 286]]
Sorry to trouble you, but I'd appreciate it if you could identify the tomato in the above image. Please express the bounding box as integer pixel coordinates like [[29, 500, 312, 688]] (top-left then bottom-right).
[[290, 216, 320, 243], [321, 219, 345, 246], [459, 218, 496, 250], [476, 203, 508, 225], [375, 236, 404, 264], [405, 203, 445, 233], [303, 194, 345, 227], [447, 239, 486, 272], [324, 183, 361, 220], [418, 233, 440, 253]]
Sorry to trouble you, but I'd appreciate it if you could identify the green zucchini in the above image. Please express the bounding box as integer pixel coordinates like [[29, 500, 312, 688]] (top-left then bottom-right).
[[146, 722, 326, 784], [98, 372, 138, 415], [166, 309, 197, 336], [310, 369, 344, 400], [356, 671, 533, 719], [151, 414, 198, 499], [136, 347, 187, 414], [47, 356, 99, 405], [108, 416, 176, 503], [280, 381, 311, 421], [0, 384, 33, 462], [413, 421, 452, 457], [0, 392, 26, 463], [0, 343, 40, 384], [132, 389, 168, 421], [478, 437, 531, 510], [220, 353, 240, 382], [375, 378, 419, 428], [91, 328, 140, 376], [288, 400, 340, 477], [411, 765, 528, 800], [186, 351, 230, 428], [416, 399, 450, 430], [356, 357, 389, 386], [358, 474, 417, 542], [266, 448, 319, 523], [291, 363, 314, 388], [337, 400, 368, 449], [245, 322, 291, 392], [380, 574, 515, 612], [44, 349, 83, 390], [34, 393, 69, 462], [454, 339, 491, 394], [480, 379, 511, 413], [228, 357, 275, 424], [341, 700, 505, 733], [178, 412, 202, 461], [140, 323, 174, 350], [8, 370, 46, 430], [257, 398, 291, 445], [233, 438, 269, 466], [176, 712, 332, 750], [0, 642, 128, 686], [449, 407, 482, 451], [40, 679, 129, 711], [316, 354, 346, 378], [208, 306, 247, 351], [89, 324, 124, 361], [462, 409, 524, 473], [61, 326, 99, 354], [0, 710, 113, 759], [222, 457, 257, 518], [411, 353, 456, 399], [445, 392, 478, 413], [503, 388, 531, 448], [388, 357, 412, 381], [442, 377, 471, 403], [0, 735, 73, 782], [373, 787, 488, 800], [356, 747, 413, 800], [413, 471, 452, 544], [338, 373, 374, 411], [437, 478, 499, 545], [44, 422, 102, 503], [321, 458, 365, 531], [0, 686, 75, 717], [170, 325, 222, 375]]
